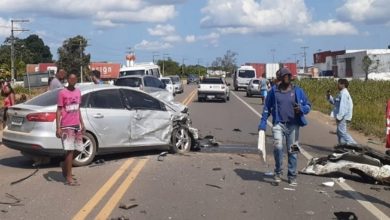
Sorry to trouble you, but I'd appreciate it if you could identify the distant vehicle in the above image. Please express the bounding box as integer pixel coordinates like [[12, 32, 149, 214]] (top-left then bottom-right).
[[197, 77, 230, 102], [187, 74, 200, 84], [167, 75, 184, 94], [119, 62, 161, 78], [233, 65, 256, 91], [114, 75, 174, 102], [246, 79, 262, 97], [2, 85, 199, 166], [160, 77, 176, 96]]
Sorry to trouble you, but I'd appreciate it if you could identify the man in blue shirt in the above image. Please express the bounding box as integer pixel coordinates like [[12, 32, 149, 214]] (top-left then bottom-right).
[[258, 68, 311, 186], [327, 79, 356, 145]]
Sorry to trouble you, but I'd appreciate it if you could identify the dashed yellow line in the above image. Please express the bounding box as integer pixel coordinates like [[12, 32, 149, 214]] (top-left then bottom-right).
[[182, 89, 197, 106], [72, 159, 135, 220], [95, 159, 148, 220]]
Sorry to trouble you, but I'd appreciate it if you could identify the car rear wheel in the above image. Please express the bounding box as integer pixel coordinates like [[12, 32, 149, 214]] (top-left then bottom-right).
[[170, 127, 192, 153], [73, 132, 97, 167]]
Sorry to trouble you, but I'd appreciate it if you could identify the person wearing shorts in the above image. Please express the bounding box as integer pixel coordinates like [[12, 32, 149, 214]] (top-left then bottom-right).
[[56, 71, 85, 186]]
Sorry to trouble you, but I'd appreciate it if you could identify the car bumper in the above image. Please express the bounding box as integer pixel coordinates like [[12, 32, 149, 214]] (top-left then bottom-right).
[[2, 129, 64, 156], [198, 91, 226, 100]]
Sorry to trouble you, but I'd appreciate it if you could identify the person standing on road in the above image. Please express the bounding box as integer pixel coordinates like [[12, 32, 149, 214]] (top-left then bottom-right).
[[1, 81, 16, 127], [260, 73, 269, 105], [327, 79, 356, 145], [56, 71, 85, 186], [91, 70, 104, 84], [49, 69, 66, 90], [258, 68, 311, 186]]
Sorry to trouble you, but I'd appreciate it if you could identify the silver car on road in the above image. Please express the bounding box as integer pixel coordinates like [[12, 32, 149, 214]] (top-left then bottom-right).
[[2, 85, 198, 166]]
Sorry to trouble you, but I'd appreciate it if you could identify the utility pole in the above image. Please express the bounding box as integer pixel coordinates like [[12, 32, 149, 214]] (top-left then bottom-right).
[[162, 53, 169, 76], [152, 51, 159, 64], [301, 46, 309, 73], [10, 19, 29, 82], [197, 58, 202, 76], [182, 58, 187, 76]]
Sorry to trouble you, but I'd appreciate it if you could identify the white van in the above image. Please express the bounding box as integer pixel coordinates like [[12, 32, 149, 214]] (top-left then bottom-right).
[[233, 65, 256, 91], [119, 62, 161, 78]]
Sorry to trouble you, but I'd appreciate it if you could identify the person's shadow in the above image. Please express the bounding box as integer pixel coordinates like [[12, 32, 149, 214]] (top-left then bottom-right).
[[43, 171, 65, 183]]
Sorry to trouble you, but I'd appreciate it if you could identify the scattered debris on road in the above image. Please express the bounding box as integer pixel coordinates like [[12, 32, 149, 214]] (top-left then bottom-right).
[[212, 167, 222, 171], [119, 203, 139, 210], [205, 184, 222, 189], [337, 177, 346, 183], [1, 209, 8, 213], [283, 187, 296, 191], [198, 135, 219, 148], [0, 193, 23, 206], [88, 159, 106, 168], [305, 210, 315, 216], [370, 186, 381, 192], [333, 211, 358, 220], [10, 165, 39, 185], [233, 128, 242, 132], [157, 151, 169, 161], [322, 181, 335, 187], [240, 192, 245, 195], [110, 216, 129, 220], [301, 144, 390, 184], [264, 172, 274, 176]]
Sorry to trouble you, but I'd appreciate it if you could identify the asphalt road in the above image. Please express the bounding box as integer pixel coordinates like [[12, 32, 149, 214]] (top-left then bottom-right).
[[0, 82, 389, 220]]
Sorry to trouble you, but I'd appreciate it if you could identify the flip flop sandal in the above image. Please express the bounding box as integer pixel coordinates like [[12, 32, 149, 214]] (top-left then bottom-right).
[[64, 181, 80, 186]]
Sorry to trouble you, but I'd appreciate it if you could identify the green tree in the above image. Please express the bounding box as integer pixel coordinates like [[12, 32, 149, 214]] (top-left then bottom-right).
[[211, 50, 238, 76], [57, 35, 90, 80], [24, 34, 52, 63], [157, 58, 180, 76], [362, 55, 372, 81]]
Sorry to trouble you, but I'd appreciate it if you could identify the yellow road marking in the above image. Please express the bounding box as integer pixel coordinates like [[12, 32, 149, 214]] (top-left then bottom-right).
[[72, 158, 134, 220], [95, 159, 148, 220], [182, 89, 197, 106]]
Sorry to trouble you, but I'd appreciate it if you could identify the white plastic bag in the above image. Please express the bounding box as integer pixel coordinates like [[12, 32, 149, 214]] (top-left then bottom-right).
[[258, 130, 266, 162]]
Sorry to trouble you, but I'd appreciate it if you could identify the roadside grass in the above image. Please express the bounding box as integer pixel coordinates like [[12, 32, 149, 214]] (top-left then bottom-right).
[[296, 79, 390, 140]]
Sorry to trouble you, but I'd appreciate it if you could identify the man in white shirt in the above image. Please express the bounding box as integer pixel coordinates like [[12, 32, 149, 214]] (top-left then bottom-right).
[[49, 69, 66, 90]]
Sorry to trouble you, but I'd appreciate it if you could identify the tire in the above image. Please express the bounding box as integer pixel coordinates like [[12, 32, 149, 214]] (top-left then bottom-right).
[[170, 127, 192, 153], [73, 132, 97, 167], [227, 95, 230, 101]]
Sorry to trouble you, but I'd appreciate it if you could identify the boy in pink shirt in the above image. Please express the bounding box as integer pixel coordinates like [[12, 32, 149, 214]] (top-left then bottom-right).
[[56, 71, 85, 186]]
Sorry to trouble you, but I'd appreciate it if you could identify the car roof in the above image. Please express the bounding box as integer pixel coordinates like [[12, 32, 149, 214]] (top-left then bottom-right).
[[117, 75, 158, 79]]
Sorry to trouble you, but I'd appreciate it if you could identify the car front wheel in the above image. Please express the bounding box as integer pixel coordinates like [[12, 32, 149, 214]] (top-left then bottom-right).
[[73, 132, 97, 167], [170, 127, 192, 153]]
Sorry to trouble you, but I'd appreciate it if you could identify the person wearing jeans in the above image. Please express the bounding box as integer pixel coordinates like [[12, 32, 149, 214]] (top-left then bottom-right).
[[327, 79, 356, 145], [258, 68, 311, 186]]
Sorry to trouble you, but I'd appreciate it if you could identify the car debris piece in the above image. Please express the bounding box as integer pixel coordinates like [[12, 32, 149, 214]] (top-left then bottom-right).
[[205, 184, 222, 189], [283, 187, 296, 191], [322, 181, 335, 187], [88, 159, 106, 168], [384, 187, 390, 191], [119, 203, 139, 210], [337, 177, 346, 183], [0, 193, 23, 206], [369, 187, 381, 192], [264, 172, 274, 176], [110, 216, 129, 220], [198, 135, 219, 148], [212, 167, 222, 171], [301, 144, 390, 184], [305, 211, 315, 216], [157, 151, 168, 161], [333, 211, 358, 220], [10, 166, 39, 185], [233, 128, 242, 132]]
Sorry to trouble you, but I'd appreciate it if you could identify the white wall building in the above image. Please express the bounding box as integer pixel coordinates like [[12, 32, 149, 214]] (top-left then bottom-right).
[[337, 49, 390, 80]]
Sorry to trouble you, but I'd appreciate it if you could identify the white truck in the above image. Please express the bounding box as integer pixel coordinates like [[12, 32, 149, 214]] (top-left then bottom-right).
[[197, 77, 230, 102]]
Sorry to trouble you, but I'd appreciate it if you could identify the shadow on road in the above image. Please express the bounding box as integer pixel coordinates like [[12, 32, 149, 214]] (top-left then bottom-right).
[[301, 143, 335, 154], [0, 155, 36, 169], [334, 190, 390, 209], [234, 168, 274, 184], [43, 171, 65, 183]]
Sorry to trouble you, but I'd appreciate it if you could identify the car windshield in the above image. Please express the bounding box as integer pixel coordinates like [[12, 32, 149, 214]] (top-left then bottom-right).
[[238, 70, 255, 78], [201, 78, 223, 84], [119, 70, 145, 77], [170, 77, 180, 83], [161, 79, 171, 84], [115, 78, 142, 87], [25, 89, 61, 106]]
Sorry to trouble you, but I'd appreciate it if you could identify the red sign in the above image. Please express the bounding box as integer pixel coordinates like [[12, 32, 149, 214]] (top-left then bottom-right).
[[90, 62, 120, 79], [386, 100, 390, 148]]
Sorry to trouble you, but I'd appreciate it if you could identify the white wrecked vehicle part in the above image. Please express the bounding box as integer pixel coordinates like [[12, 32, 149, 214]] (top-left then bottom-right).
[[322, 181, 335, 187], [283, 187, 296, 191], [337, 177, 345, 183]]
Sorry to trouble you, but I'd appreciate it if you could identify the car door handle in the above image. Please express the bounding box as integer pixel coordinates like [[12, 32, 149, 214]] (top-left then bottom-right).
[[93, 114, 104, 119]]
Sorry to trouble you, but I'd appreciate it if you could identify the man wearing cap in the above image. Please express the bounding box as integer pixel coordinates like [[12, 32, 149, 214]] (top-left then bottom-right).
[[258, 68, 311, 186]]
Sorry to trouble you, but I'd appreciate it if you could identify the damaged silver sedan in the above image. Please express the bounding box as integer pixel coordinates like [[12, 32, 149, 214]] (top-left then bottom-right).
[[2, 85, 199, 166]]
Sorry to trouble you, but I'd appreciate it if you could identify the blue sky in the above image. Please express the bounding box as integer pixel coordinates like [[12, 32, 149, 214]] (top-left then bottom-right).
[[0, 0, 389, 67]]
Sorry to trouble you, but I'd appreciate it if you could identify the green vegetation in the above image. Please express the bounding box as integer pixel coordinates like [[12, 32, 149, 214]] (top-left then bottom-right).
[[296, 79, 390, 139]]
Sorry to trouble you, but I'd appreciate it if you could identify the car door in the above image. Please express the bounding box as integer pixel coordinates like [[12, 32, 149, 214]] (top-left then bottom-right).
[[85, 89, 132, 149], [120, 89, 172, 147]]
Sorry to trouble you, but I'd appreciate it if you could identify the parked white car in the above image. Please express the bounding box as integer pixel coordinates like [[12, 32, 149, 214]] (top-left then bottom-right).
[[197, 77, 230, 102]]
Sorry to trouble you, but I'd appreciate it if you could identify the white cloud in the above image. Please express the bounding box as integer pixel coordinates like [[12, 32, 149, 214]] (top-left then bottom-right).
[[0, 0, 178, 27], [185, 35, 196, 43], [134, 40, 172, 51], [162, 35, 182, 42], [303, 20, 358, 36], [201, 0, 311, 34], [337, 0, 390, 24], [148, 24, 176, 36]]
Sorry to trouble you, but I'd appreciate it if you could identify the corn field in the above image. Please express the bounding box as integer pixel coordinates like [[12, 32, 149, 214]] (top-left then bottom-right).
[[296, 79, 390, 140]]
